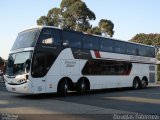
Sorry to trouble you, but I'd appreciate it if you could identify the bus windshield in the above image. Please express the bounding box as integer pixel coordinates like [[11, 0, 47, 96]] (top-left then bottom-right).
[[6, 52, 32, 76], [11, 29, 40, 50]]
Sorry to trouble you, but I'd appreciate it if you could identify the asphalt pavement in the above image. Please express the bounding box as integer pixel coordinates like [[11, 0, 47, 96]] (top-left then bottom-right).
[[0, 83, 160, 120]]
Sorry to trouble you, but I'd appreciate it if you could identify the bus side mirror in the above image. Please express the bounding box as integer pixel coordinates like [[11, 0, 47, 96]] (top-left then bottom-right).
[[24, 59, 30, 73]]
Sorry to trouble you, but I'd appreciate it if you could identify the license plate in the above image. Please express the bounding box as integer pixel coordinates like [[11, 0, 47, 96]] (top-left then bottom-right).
[[12, 88, 16, 91]]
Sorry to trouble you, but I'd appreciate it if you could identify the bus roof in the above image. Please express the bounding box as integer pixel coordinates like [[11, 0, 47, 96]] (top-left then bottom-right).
[[20, 25, 155, 49]]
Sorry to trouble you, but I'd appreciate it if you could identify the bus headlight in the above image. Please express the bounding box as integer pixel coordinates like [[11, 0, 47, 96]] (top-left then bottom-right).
[[18, 79, 27, 84]]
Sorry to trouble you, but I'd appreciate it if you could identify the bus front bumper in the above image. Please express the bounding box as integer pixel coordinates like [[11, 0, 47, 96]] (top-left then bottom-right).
[[5, 82, 33, 94]]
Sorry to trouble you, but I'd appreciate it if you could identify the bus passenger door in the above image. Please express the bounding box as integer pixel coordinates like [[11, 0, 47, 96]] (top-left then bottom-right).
[[31, 53, 46, 93]]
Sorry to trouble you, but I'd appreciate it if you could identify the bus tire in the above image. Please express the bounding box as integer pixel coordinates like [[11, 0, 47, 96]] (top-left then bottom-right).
[[77, 79, 86, 95], [132, 77, 140, 89], [140, 77, 148, 89], [57, 80, 68, 97]]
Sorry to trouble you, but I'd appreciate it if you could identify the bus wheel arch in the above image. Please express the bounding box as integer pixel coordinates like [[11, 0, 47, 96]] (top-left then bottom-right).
[[77, 77, 90, 95], [141, 76, 148, 89], [132, 76, 141, 89], [57, 77, 73, 96]]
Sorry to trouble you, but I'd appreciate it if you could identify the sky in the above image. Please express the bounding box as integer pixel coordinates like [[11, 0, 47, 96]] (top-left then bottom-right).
[[0, 0, 160, 59]]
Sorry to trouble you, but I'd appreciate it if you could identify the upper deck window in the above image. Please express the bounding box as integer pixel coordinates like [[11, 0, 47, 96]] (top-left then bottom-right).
[[99, 38, 113, 52], [138, 45, 155, 57], [83, 35, 99, 50], [114, 41, 126, 54], [38, 28, 62, 46], [63, 31, 82, 48], [149, 47, 155, 58], [11, 29, 40, 50], [127, 43, 138, 55]]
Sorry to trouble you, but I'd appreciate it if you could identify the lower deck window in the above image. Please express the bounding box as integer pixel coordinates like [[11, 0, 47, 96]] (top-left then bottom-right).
[[82, 60, 132, 76]]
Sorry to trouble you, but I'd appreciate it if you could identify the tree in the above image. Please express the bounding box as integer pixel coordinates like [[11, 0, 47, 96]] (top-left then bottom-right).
[[37, 16, 48, 26], [47, 8, 62, 27], [37, 8, 62, 27], [99, 19, 114, 37], [0, 57, 4, 66], [60, 0, 95, 31], [87, 26, 101, 35], [37, 0, 114, 37], [130, 33, 160, 46], [0, 57, 5, 72]]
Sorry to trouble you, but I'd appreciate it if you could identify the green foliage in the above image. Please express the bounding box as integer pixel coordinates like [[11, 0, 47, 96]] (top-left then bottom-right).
[[37, 16, 48, 26], [37, 8, 61, 27], [99, 19, 114, 37], [47, 8, 61, 27], [0, 57, 4, 67], [130, 33, 160, 46], [60, 0, 95, 31], [87, 26, 101, 35], [0, 57, 6, 73], [60, 0, 80, 9], [37, 0, 114, 37]]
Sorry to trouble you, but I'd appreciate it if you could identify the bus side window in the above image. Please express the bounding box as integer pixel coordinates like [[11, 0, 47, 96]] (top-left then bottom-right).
[[127, 43, 138, 56], [62, 31, 82, 48], [83, 35, 93, 49], [38, 28, 61, 46], [114, 41, 126, 54], [138, 46, 146, 57], [149, 47, 155, 58], [100, 38, 113, 52], [83, 35, 99, 50]]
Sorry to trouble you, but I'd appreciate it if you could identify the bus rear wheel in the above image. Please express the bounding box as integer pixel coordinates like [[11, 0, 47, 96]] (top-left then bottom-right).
[[57, 80, 68, 96], [77, 80, 86, 95], [133, 77, 140, 89], [141, 78, 147, 89]]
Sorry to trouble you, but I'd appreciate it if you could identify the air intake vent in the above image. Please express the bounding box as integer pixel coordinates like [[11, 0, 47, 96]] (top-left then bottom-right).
[[149, 73, 155, 83], [149, 65, 155, 71]]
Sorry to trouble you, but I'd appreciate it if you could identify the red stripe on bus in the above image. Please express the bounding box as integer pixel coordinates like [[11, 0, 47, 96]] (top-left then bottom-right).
[[94, 51, 101, 58]]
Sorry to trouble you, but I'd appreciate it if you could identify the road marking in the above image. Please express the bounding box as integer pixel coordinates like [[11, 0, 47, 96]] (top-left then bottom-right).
[[0, 100, 9, 104], [0, 107, 60, 114], [106, 96, 160, 104], [127, 91, 160, 95]]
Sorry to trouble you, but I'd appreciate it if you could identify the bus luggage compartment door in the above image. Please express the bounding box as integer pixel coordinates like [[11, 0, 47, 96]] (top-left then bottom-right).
[[31, 77, 46, 94]]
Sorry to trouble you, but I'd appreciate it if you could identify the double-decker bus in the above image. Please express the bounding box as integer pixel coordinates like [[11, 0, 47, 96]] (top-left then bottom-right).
[[4, 26, 157, 96]]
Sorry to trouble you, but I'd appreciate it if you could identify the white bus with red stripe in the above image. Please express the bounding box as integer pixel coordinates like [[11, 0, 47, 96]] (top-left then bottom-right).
[[4, 26, 157, 96]]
